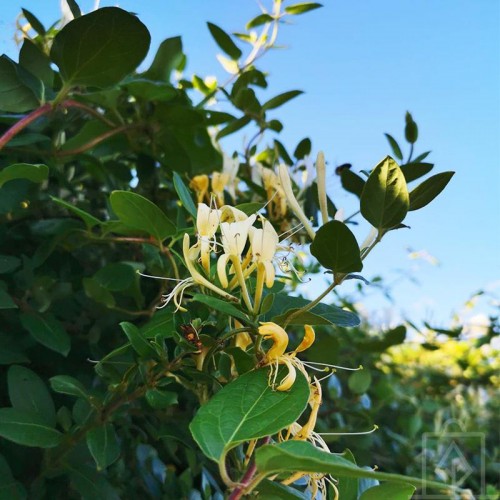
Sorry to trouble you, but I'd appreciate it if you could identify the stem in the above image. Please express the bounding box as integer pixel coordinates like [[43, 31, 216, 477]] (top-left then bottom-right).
[[361, 231, 383, 261], [54, 124, 133, 157], [0, 103, 52, 151], [61, 99, 116, 127], [408, 143, 414, 163], [284, 280, 337, 329]]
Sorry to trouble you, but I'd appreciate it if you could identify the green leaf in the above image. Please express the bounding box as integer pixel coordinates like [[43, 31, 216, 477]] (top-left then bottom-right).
[[405, 112, 418, 143], [360, 156, 409, 230], [110, 190, 176, 241], [68, 464, 120, 499], [140, 309, 175, 338], [0, 163, 48, 188], [246, 13, 274, 29], [348, 369, 372, 394], [0, 408, 62, 448], [255, 441, 442, 490], [19, 39, 54, 87], [359, 325, 406, 352], [409, 172, 454, 211], [0, 289, 17, 309], [50, 375, 88, 399], [255, 480, 305, 499], [285, 3, 323, 15], [122, 79, 177, 101], [21, 9, 46, 35], [173, 172, 197, 218], [145, 389, 178, 409], [0, 453, 26, 499], [0, 255, 21, 274], [65, 0, 82, 18], [94, 263, 136, 292], [8, 365, 56, 427], [384, 133, 403, 161], [401, 162, 434, 183], [335, 449, 359, 500], [293, 138, 311, 160], [0, 56, 42, 112], [20, 313, 71, 355], [340, 169, 366, 198], [192, 294, 248, 323], [311, 220, 363, 273], [86, 424, 120, 470], [50, 7, 151, 88], [120, 321, 157, 358], [262, 90, 303, 111], [190, 368, 310, 461], [234, 202, 265, 215], [83, 277, 116, 308], [207, 23, 242, 60], [217, 115, 251, 140], [143, 36, 183, 82], [360, 482, 416, 500], [269, 294, 360, 327], [274, 139, 294, 165], [51, 196, 101, 229]]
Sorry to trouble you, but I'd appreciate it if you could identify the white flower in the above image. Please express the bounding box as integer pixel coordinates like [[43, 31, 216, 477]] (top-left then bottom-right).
[[222, 153, 240, 200], [196, 203, 221, 274], [249, 219, 279, 288]]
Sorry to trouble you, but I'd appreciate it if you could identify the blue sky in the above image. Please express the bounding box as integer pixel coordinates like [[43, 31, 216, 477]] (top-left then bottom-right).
[[1, 1, 499, 328]]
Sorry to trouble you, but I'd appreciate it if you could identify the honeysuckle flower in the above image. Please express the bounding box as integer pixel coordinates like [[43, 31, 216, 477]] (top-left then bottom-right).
[[183, 233, 238, 303], [258, 165, 288, 219], [196, 203, 221, 274], [190, 174, 209, 203], [316, 151, 329, 225], [222, 153, 240, 201], [220, 205, 248, 223], [211, 171, 230, 207], [278, 163, 316, 241]]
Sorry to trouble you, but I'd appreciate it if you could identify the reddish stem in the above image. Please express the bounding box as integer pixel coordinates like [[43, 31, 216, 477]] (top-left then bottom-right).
[[61, 99, 116, 127], [0, 103, 52, 151]]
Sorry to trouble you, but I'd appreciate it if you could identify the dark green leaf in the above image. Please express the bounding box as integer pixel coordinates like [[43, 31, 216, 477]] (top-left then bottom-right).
[[173, 172, 197, 218], [192, 294, 248, 323], [340, 169, 365, 198], [65, 0, 82, 18], [0, 289, 17, 309], [94, 263, 136, 292], [20, 313, 71, 356], [409, 172, 454, 211], [120, 321, 157, 358], [294, 138, 311, 159], [143, 36, 183, 82], [83, 277, 116, 308], [50, 7, 151, 88], [384, 133, 403, 161], [0, 453, 26, 499], [216, 115, 251, 140], [207, 23, 242, 60], [311, 220, 363, 273], [86, 424, 120, 470], [0, 163, 48, 188], [19, 39, 54, 87], [359, 325, 406, 352], [401, 162, 434, 183], [8, 365, 56, 427], [246, 13, 274, 29], [140, 309, 175, 338], [285, 3, 323, 15], [190, 368, 310, 461], [110, 190, 176, 241], [50, 375, 88, 399], [123, 79, 177, 101], [360, 482, 416, 500], [234, 202, 265, 215], [0, 56, 42, 112], [0, 255, 21, 274], [360, 156, 409, 229], [68, 464, 120, 499], [405, 111, 418, 144], [274, 139, 294, 165], [255, 480, 305, 499], [0, 408, 62, 448], [145, 389, 178, 409], [262, 90, 303, 111], [336, 449, 359, 500], [51, 196, 101, 229], [21, 9, 46, 35]]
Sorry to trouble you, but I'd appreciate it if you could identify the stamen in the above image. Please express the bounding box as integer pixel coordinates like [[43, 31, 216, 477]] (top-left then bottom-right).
[[304, 361, 363, 372], [318, 424, 379, 436], [137, 271, 183, 281]]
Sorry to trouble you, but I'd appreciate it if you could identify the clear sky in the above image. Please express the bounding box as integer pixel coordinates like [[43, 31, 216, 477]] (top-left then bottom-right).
[[1, 1, 499, 329]]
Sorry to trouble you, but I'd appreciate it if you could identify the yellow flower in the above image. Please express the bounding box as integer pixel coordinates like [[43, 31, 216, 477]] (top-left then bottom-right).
[[259, 165, 287, 219], [212, 171, 230, 207], [190, 175, 209, 203], [196, 203, 221, 274]]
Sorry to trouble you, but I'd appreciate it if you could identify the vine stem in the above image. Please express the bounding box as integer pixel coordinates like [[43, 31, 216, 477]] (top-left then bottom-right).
[[0, 103, 52, 151]]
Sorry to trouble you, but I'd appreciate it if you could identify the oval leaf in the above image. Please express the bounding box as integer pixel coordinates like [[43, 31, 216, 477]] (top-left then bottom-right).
[[0, 163, 48, 188], [51, 196, 101, 229], [0, 408, 62, 448], [360, 156, 409, 230], [190, 368, 310, 461], [120, 321, 157, 358], [262, 90, 303, 111], [8, 365, 56, 427], [50, 7, 151, 88], [409, 172, 454, 211], [207, 22, 242, 60], [110, 190, 176, 241], [173, 172, 197, 218], [311, 220, 363, 273], [0, 56, 41, 112], [86, 424, 120, 470], [285, 3, 323, 15], [360, 482, 416, 500], [19, 313, 71, 356], [50, 375, 88, 399], [384, 133, 403, 161]]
